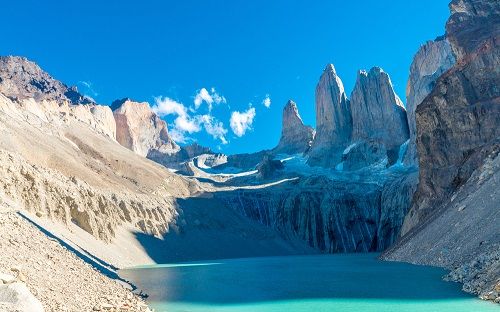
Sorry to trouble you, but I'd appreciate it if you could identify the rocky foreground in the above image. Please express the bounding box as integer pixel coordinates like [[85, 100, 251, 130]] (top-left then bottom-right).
[[0, 205, 151, 312]]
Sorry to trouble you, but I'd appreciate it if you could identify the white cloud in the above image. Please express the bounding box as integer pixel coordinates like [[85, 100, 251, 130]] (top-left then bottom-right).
[[78, 80, 99, 98], [230, 107, 256, 137], [152, 96, 189, 118], [200, 114, 228, 144], [152, 95, 228, 144], [262, 94, 271, 108], [174, 115, 201, 133], [194, 87, 227, 111], [168, 129, 189, 144]]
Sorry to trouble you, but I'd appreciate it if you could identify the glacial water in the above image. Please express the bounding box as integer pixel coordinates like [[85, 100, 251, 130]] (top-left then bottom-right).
[[120, 254, 498, 312]]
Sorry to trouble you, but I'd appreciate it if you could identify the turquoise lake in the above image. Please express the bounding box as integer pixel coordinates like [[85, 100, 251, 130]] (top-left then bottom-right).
[[120, 254, 498, 312]]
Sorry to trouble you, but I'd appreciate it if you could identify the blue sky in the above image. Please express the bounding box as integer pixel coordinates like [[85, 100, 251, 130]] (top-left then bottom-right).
[[1, 0, 449, 154]]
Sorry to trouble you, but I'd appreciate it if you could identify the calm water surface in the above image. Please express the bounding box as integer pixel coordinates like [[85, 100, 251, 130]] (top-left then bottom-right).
[[120, 254, 498, 312]]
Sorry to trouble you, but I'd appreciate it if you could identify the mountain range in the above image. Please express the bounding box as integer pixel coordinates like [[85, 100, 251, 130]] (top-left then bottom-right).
[[0, 0, 498, 310]]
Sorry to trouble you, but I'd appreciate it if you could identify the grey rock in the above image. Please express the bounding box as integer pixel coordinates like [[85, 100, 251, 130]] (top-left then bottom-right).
[[150, 143, 214, 170], [404, 38, 456, 166], [0, 56, 93, 104], [308, 64, 352, 167], [273, 100, 315, 155], [341, 140, 387, 171], [350, 67, 409, 150], [406, 0, 500, 230], [218, 169, 416, 253], [256, 155, 284, 179], [384, 0, 500, 301]]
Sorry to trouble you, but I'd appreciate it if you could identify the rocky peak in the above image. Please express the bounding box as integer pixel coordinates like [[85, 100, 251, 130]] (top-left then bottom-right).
[[403, 38, 456, 166], [112, 99, 179, 157], [447, 0, 500, 61], [0, 56, 93, 104], [350, 67, 409, 150], [308, 64, 352, 167], [273, 100, 315, 154]]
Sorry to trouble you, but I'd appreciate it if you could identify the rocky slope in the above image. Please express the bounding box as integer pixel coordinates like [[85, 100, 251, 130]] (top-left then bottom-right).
[[402, 0, 500, 233], [0, 56, 93, 105], [383, 152, 500, 302], [0, 206, 150, 312], [273, 100, 315, 155], [384, 0, 500, 302], [403, 38, 456, 166]]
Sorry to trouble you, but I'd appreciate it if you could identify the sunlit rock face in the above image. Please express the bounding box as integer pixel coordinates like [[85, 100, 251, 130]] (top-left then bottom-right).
[[402, 0, 500, 233], [112, 98, 180, 158], [273, 100, 315, 155], [308, 64, 352, 167], [308, 64, 409, 169], [350, 67, 409, 152], [403, 38, 456, 166], [0, 56, 93, 104]]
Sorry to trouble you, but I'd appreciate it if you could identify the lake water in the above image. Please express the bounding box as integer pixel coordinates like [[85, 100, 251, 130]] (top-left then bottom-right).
[[120, 254, 498, 312]]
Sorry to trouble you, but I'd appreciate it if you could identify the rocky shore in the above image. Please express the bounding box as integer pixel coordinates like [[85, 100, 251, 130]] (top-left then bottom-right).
[[0, 205, 151, 312]]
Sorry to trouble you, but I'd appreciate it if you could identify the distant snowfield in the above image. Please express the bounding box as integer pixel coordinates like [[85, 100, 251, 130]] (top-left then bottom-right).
[[189, 151, 415, 188]]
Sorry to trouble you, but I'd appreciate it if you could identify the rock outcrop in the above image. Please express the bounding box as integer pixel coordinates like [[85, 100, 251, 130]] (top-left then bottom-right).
[[0, 56, 93, 104], [308, 64, 409, 169], [219, 169, 417, 253], [273, 100, 315, 155], [340, 140, 388, 171], [308, 64, 352, 167], [384, 0, 500, 302], [256, 155, 284, 179], [112, 98, 180, 158], [403, 0, 500, 232], [404, 38, 456, 166], [350, 67, 409, 151]]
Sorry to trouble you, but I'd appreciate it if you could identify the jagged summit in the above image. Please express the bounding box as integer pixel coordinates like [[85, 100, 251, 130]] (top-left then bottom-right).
[[308, 63, 352, 167], [0, 55, 93, 104], [308, 64, 409, 168], [350, 66, 409, 150], [273, 100, 315, 154]]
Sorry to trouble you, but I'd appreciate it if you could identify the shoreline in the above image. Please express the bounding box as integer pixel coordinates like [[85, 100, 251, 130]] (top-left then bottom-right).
[[0, 206, 153, 312]]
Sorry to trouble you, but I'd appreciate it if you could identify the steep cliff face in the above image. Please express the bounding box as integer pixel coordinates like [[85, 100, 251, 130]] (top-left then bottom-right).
[[218, 169, 417, 253], [308, 64, 351, 167], [112, 98, 180, 158], [0, 56, 93, 104], [404, 38, 456, 166], [350, 67, 409, 151], [403, 0, 500, 232], [273, 100, 315, 155], [383, 0, 500, 302]]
